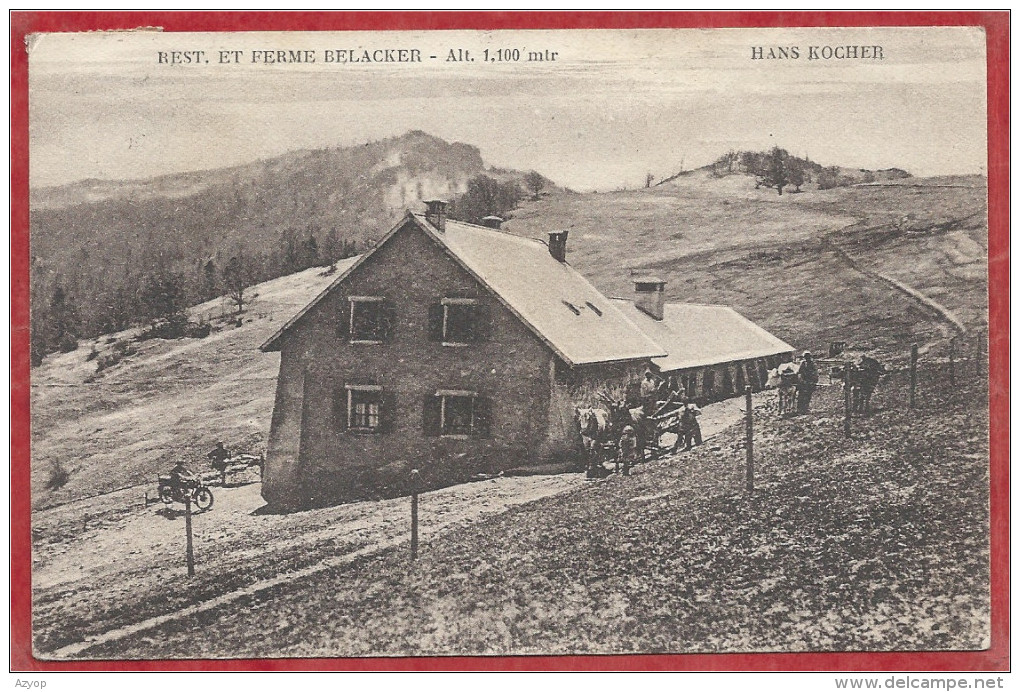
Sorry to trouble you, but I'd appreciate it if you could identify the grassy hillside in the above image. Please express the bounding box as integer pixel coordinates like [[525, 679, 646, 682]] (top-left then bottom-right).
[[30, 262, 350, 510], [506, 172, 987, 360], [31, 171, 988, 511], [29, 160, 992, 659], [83, 364, 989, 657]]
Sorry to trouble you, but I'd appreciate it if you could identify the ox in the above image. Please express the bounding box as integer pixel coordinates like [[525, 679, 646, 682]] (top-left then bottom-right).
[[766, 362, 801, 416], [576, 407, 612, 459], [576, 402, 651, 475]]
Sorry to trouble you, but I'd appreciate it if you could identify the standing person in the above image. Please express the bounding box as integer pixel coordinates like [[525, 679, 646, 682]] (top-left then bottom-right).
[[673, 400, 703, 452], [639, 370, 659, 416], [683, 401, 703, 450], [618, 426, 638, 477], [797, 351, 820, 413], [207, 441, 231, 485]]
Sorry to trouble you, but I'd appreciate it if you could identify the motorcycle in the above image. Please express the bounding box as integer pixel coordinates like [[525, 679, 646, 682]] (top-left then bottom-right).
[[157, 474, 214, 511]]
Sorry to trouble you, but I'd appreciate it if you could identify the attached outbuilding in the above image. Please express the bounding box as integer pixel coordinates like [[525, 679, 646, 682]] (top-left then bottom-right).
[[610, 285, 796, 402]]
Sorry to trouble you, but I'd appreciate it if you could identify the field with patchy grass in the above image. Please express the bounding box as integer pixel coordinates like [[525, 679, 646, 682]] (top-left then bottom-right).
[[34, 399, 749, 659], [30, 262, 353, 510], [508, 173, 987, 358], [31, 174, 987, 511], [82, 362, 989, 658], [30, 169, 991, 660]]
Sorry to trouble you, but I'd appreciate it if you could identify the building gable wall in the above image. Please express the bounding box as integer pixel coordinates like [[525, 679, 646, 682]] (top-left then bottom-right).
[[265, 219, 562, 507]]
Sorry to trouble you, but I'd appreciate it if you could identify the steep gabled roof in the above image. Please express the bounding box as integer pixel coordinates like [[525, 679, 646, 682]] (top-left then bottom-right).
[[262, 211, 665, 366], [609, 299, 795, 372]]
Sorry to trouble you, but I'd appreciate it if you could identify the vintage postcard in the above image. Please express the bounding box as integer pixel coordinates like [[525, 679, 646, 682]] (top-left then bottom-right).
[[14, 14, 1007, 670]]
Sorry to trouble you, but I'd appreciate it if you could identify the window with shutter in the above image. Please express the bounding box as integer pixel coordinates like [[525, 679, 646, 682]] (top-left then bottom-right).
[[423, 393, 442, 436], [472, 304, 491, 341], [437, 298, 487, 345], [333, 390, 348, 431], [427, 303, 445, 342], [378, 391, 396, 433], [442, 395, 474, 435], [380, 302, 397, 342], [345, 384, 385, 433], [473, 395, 492, 438], [430, 390, 488, 438], [337, 299, 351, 338], [348, 296, 388, 343]]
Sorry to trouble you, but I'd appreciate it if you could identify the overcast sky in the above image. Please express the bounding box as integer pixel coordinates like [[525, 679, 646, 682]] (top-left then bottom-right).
[[28, 27, 987, 191]]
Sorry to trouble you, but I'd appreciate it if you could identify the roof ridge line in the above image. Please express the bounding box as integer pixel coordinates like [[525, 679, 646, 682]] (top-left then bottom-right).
[[611, 297, 745, 310], [410, 210, 556, 249]]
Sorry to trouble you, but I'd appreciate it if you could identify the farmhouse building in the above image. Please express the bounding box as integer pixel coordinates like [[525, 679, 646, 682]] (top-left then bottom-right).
[[260, 201, 793, 509]]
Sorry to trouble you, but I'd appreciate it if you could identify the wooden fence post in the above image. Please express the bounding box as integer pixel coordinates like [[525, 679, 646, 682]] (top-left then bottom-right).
[[909, 343, 919, 409], [975, 334, 983, 377], [949, 339, 956, 387], [844, 360, 852, 438], [410, 469, 420, 561], [185, 495, 195, 578], [744, 386, 754, 492]]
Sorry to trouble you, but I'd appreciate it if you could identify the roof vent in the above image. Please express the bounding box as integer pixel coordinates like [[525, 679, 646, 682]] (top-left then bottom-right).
[[548, 231, 568, 262], [633, 277, 666, 321], [480, 215, 503, 230], [424, 199, 448, 232]]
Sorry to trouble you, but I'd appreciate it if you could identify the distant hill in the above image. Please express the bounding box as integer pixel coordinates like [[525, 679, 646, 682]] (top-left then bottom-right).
[[29, 131, 556, 352], [656, 150, 911, 191]]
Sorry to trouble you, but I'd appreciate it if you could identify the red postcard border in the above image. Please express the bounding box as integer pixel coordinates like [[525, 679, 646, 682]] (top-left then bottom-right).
[[9, 11, 1010, 673]]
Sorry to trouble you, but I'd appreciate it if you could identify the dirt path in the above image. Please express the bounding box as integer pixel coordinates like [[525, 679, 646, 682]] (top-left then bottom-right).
[[35, 396, 752, 659], [826, 242, 966, 337]]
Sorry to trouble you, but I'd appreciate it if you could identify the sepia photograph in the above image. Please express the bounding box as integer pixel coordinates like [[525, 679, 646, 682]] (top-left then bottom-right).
[[14, 13, 1007, 669]]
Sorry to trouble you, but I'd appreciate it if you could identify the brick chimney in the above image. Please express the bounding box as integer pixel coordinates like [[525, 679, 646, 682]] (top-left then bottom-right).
[[633, 277, 666, 320], [480, 215, 503, 229], [424, 199, 448, 231], [548, 231, 568, 262]]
